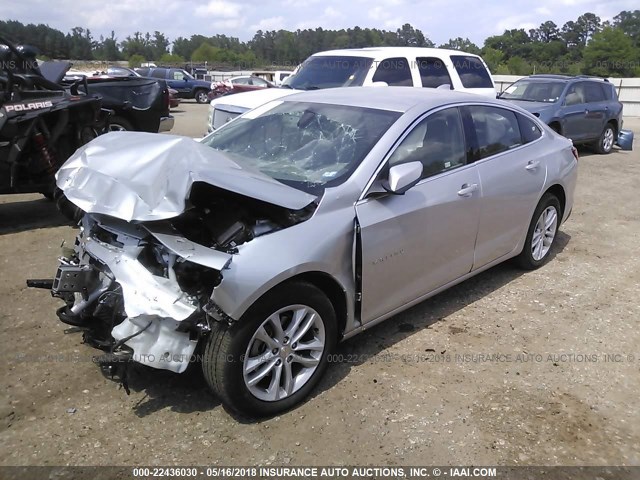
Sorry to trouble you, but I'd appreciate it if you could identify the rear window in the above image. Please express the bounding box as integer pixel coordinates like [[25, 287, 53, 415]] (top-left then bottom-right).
[[583, 82, 606, 103], [451, 55, 493, 89], [517, 114, 542, 144], [417, 57, 452, 89]]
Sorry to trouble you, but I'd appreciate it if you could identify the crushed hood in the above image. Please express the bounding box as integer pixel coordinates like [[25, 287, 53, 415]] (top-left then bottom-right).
[[57, 132, 316, 222]]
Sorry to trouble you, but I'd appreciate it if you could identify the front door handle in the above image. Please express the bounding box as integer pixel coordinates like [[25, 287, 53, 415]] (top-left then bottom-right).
[[526, 160, 540, 171], [457, 183, 478, 197]]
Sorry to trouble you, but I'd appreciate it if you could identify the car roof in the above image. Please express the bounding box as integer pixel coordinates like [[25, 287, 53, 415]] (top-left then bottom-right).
[[280, 86, 501, 113], [312, 47, 482, 60], [520, 74, 610, 84]]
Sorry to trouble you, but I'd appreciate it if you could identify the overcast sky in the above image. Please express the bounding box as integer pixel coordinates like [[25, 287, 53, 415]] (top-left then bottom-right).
[[3, 0, 638, 47]]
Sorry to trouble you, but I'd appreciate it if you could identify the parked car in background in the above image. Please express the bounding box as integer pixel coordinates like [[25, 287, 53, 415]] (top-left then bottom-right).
[[207, 47, 496, 132], [47, 87, 576, 416], [499, 75, 633, 153], [168, 88, 180, 108], [60, 65, 174, 133], [251, 70, 293, 86], [208, 75, 275, 100], [136, 66, 212, 103]]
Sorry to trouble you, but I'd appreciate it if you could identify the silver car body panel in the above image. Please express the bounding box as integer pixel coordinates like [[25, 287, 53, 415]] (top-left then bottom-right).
[[56, 132, 316, 222], [56, 88, 577, 372], [144, 222, 232, 271]]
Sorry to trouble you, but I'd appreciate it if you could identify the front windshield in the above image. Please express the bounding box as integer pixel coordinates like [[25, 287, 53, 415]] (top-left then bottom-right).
[[202, 101, 401, 194], [500, 80, 565, 103], [287, 56, 373, 90]]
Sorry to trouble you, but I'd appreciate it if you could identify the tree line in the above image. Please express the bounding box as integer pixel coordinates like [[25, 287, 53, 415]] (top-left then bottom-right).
[[1, 10, 639, 76]]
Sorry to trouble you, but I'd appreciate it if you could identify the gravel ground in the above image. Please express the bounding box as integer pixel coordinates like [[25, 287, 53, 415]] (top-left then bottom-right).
[[0, 104, 639, 467]]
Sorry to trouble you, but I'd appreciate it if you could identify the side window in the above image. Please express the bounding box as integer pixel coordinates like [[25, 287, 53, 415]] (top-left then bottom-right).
[[372, 57, 413, 86], [565, 83, 586, 105], [150, 69, 166, 79], [468, 106, 522, 159], [417, 57, 452, 89], [234, 77, 250, 85], [583, 82, 606, 103], [170, 69, 185, 80], [517, 114, 542, 144], [253, 78, 268, 87], [388, 107, 466, 179], [450, 55, 493, 88]]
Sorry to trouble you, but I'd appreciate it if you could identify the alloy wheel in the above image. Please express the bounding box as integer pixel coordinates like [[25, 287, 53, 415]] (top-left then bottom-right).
[[243, 305, 326, 402], [531, 206, 558, 261]]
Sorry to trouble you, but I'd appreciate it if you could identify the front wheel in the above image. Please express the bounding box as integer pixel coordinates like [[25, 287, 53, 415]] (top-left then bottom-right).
[[202, 281, 337, 417], [515, 193, 561, 270], [195, 90, 209, 104], [594, 124, 616, 154]]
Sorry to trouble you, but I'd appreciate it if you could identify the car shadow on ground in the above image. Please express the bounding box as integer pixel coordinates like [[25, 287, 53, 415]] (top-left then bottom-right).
[[0, 196, 73, 235], [104, 231, 571, 421], [100, 360, 221, 417]]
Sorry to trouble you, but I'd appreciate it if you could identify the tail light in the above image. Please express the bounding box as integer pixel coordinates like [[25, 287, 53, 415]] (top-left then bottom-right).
[[571, 146, 579, 162], [163, 88, 170, 111]]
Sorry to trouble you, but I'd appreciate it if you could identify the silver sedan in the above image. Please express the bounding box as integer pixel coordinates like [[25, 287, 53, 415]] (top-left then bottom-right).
[[50, 87, 578, 416]]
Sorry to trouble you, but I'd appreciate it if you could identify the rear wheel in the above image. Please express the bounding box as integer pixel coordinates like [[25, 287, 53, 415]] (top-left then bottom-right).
[[515, 193, 560, 270], [202, 281, 337, 417], [108, 116, 133, 132], [195, 90, 209, 104], [594, 123, 616, 154]]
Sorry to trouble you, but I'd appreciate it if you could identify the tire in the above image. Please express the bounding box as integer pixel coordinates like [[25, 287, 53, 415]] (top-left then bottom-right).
[[202, 281, 337, 417], [514, 193, 561, 270], [195, 90, 209, 104], [594, 123, 616, 154], [108, 116, 134, 132]]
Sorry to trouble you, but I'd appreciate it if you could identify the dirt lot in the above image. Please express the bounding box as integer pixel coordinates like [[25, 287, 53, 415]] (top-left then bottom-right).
[[1, 103, 639, 467]]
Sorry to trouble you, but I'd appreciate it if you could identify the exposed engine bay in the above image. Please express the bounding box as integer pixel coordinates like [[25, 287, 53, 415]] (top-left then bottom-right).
[[41, 186, 315, 377]]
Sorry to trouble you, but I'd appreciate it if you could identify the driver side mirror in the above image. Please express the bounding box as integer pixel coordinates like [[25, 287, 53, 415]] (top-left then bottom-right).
[[382, 161, 423, 195]]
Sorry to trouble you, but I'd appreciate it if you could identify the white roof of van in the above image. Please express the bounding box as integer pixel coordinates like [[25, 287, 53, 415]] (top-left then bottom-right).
[[312, 47, 481, 59]]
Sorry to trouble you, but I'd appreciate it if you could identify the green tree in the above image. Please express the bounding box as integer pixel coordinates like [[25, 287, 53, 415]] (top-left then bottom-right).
[[480, 47, 505, 72], [613, 10, 640, 46], [439, 37, 480, 54], [530, 21, 560, 43], [583, 27, 638, 76], [159, 52, 185, 64], [128, 54, 145, 68]]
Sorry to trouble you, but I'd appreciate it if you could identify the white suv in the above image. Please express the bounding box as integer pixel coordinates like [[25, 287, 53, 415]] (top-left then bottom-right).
[[207, 47, 496, 132]]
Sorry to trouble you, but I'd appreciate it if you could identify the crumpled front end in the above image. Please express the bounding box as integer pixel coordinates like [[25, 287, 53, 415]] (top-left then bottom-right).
[[52, 214, 230, 373]]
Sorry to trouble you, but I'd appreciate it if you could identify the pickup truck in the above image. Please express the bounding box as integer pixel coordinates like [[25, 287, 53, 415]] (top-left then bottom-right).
[[136, 67, 212, 103], [52, 63, 174, 133]]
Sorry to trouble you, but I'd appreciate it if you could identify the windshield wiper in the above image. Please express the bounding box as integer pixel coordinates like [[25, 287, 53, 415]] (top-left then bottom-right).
[[304, 86, 320, 91]]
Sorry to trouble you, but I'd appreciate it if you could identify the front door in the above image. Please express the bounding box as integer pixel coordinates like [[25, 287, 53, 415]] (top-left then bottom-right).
[[355, 107, 481, 323]]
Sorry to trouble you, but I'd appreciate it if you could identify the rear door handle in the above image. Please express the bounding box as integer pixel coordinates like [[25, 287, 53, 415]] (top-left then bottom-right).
[[457, 183, 478, 197], [526, 160, 540, 171]]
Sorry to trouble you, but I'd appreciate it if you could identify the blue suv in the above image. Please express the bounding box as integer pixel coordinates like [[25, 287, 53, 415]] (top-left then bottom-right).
[[500, 75, 633, 154], [136, 67, 212, 103]]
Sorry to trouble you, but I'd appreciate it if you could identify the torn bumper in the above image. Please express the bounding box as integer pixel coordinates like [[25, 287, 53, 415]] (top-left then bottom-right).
[[52, 215, 229, 373]]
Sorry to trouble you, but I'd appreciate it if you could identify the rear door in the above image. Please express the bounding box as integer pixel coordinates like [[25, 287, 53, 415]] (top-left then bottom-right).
[[562, 81, 598, 141], [355, 107, 481, 323], [464, 105, 547, 268]]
